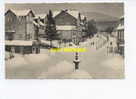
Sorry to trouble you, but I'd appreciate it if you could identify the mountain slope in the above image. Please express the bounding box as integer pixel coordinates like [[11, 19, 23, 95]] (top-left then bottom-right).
[[82, 12, 119, 22]]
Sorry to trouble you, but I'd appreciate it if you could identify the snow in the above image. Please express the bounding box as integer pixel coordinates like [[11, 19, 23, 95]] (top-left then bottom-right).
[[56, 25, 76, 30], [39, 21, 45, 26], [107, 37, 117, 47], [5, 30, 15, 33], [101, 56, 124, 70], [38, 60, 93, 79], [6, 56, 28, 68], [5, 52, 10, 59], [67, 10, 79, 19], [117, 16, 124, 30], [9, 9, 32, 16], [40, 40, 59, 47], [35, 14, 46, 19], [5, 40, 33, 46], [6, 34, 124, 79], [33, 21, 39, 27], [6, 54, 50, 68], [120, 15, 124, 19], [52, 10, 85, 20], [24, 54, 49, 64], [117, 24, 124, 30], [38, 60, 74, 78], [68, 69, 92, 79], [53, 11, 61, 17]]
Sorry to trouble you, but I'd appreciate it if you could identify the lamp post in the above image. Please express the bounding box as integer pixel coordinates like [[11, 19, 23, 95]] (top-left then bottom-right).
[[73, 15, 81, 70]]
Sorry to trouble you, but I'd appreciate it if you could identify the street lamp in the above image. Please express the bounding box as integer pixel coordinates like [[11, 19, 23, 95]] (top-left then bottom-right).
[[73, 19, 81, 70]]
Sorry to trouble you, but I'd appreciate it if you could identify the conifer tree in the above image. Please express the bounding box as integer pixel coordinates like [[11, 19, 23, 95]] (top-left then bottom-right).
[[45, 10, 59, 48]]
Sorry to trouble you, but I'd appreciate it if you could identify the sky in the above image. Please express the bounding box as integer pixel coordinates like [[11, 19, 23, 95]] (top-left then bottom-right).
[[5, 3, 124, 18]]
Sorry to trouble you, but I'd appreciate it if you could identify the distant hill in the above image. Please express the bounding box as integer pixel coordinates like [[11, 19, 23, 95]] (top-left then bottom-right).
[[82, 12, 119, 31], [82, 12, 119, 22]]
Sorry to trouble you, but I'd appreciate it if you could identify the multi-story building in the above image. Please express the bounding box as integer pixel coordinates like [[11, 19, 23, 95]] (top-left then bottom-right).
[[5, 9, 40, 54], [5, 9, 36, 40], [117, 16, 124, 56], [34, 9, 87, 43], [54, 9, 87, 42]]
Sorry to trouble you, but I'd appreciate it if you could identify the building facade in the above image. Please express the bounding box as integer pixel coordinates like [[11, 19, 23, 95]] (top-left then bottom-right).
[[54, 10, 87, 42], [5, 9, 40, 54], [34, 9, 87, 42], [5, 9, 35, 40], [117, 16, 124, 56], [34, 14, 46, 38]]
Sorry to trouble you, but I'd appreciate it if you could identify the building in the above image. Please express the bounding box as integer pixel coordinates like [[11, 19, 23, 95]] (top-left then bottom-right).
[[5, 9, 40, 54], [34, 9, 87, 42], [34, 14, 46, 38], [5, 40, 40, 54], [54, 9, 87, 42], [117, 16, 124, 56], [5, 9, 36, 40]]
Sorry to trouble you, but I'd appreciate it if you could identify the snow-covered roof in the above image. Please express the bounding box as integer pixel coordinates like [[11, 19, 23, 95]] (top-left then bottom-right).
[[67, 10, 79, 19], [53, 10, 85, 19], [119, 44, 124, 47], [120, 16, 124, 19], [117, 24, 124, 30], [56, 25, 77, 30], [52, 11, 61, 17], [81, 14, 85, 20], [39, 21, 45, 26], [33, 20, 45, 27], [5, 40, 33, 46], [35, 14, 47, 19], [6, 9, 34, 16], [5, 30, 15, 33], [33, 21, 39, 27]]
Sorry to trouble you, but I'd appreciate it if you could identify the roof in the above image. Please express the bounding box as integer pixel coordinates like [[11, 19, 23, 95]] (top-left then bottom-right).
[[35, 14, 47, 19], [5, 40, 33, 46], [33, 21, 39, 26], [120, 16, 124, 19], [5, 30, 15, 33], [33, 19, 45, 27], [39, 21, 45, 26], [66, 10, 79, 19], [117, 24, 124, 30], [119, 44, 124, 47], [56, 25, 77, 30], [53, 10, 85, 19], [53, 11, 61, 17], [6, 9, 35, 16]]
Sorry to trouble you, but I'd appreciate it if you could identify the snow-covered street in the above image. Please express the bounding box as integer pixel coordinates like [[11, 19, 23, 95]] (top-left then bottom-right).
[[6, 34, 124, 79]]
